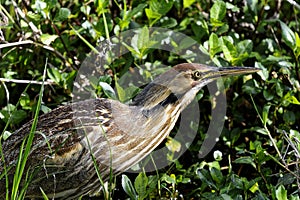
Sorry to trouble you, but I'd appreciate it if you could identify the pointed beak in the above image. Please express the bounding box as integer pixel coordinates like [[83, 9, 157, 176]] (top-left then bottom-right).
[[203, 66, 260, 79]]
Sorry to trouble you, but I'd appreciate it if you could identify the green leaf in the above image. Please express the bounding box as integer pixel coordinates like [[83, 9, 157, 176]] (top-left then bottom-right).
[[10, 110, 27, 125], [99, 82, 116, 99], [145, 8, 161, 20], [225, 2, 239, 12], [47, 68, 61, 84], [183, 0, 196, 8], [134, 172, 148, 200], [178, 37, 197, 50], [275, 81, 283, 97], [295, 32, 300, 59], [209, 33, 222, 58], [283, 110, 296, 125], [54, 7, 71, 21], [215, 24, 229, 35], [237, 39, 253, 54], [159, 17, 177, 28], [34, 0, 47, 12], [255, 62, 269, 81], [166, 137, 181, 153], [242, 79, 261, 95], [207, 161, 221, 171], [149, 0, 173, 15], [124, 86, 140, 102], [196, 168, 217, 189], [233, 156, 256, 169], [210, 1, 226, 27], [80, 5, 91, 15], [20, 93, 30, 108], [122, 175, 137, 200], [283, 92, 300, 105], [254, 127, 268, 135], [209, 167, 223, 185], [127, 3, 147, 18], [290, 195, 300, 200], [263, 90, 274, 101], [130, 27, 157, 58], [222, 37, 236, 62], [95, 0, 109, 14], [122, 41, 140, 57], [262, 104, 271, 126], [65, 70, 77, 90], [3, 131, 12, 140], [191, 20, 209, 40], [279, 21, 296, 50], [221, 194, 232, 200], [40, 105, 51, 114], [45, 0, 58, 9], [115, 80, 126, 102], [276, 185, 288, 200], [138, 26, 150, 51], [249, 182, 259, 193], [175, 175, 190, 183], [40, 34, 59, 45], [161, 174, 176, 184]]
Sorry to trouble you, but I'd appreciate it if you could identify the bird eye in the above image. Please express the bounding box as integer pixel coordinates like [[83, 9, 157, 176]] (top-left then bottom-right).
[[193, 70, 202, 79]]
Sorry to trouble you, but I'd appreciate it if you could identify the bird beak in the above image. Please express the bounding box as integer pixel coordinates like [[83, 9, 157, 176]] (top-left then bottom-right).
[[204, 66, 260, 79]]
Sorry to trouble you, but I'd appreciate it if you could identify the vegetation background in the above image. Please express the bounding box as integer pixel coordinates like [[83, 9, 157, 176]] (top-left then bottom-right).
[[0, 0, 300, 199]]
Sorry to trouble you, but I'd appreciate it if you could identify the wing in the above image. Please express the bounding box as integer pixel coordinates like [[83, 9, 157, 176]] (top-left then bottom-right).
[[0, 98, 114, 198]]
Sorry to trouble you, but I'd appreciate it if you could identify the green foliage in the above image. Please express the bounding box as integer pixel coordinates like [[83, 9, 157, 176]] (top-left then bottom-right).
[[210, 1, 226, 27], [122, 173, 154, 200], [0, 0, 300, 199]]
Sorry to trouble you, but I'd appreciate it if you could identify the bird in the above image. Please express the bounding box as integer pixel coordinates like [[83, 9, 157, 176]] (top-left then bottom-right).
[[0, 63, 259, 199]]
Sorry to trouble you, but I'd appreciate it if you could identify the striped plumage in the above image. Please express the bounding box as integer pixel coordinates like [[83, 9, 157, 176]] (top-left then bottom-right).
[[0, 63, 259, 199]]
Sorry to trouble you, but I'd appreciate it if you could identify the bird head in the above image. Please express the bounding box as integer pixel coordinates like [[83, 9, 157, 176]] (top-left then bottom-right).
[[131, 63, 260, 110]]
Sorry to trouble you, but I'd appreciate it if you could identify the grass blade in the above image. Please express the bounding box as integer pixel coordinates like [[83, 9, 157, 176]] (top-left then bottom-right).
[[10, 59, 48, 199]]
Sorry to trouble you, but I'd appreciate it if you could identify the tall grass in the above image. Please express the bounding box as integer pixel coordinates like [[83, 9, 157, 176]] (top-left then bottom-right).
[[0, 60, 47, 200]]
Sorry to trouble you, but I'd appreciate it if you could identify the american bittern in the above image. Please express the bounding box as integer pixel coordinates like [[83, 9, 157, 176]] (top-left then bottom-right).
[[0, 63, 259, 199]]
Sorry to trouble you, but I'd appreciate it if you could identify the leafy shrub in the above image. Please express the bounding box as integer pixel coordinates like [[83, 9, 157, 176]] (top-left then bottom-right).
[[0, 0, 300, 199]]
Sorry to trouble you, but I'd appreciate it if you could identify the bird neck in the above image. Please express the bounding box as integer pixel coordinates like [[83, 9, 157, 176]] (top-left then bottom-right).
[[130, 83, 183, 111]]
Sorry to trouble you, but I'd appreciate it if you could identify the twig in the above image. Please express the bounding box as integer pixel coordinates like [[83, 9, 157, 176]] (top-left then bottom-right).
[[283, 130, 300, 191], [0, 40, 34, 49], [11, 0, 41, 35], [286, 0, 300, 10], [250, 95, 286, 166], [0, 40, 68, 66], [0, 78, 55, 85]]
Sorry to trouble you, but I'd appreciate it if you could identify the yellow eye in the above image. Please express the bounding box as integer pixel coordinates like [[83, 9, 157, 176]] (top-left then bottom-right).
[[193, 70, 202, 79]]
